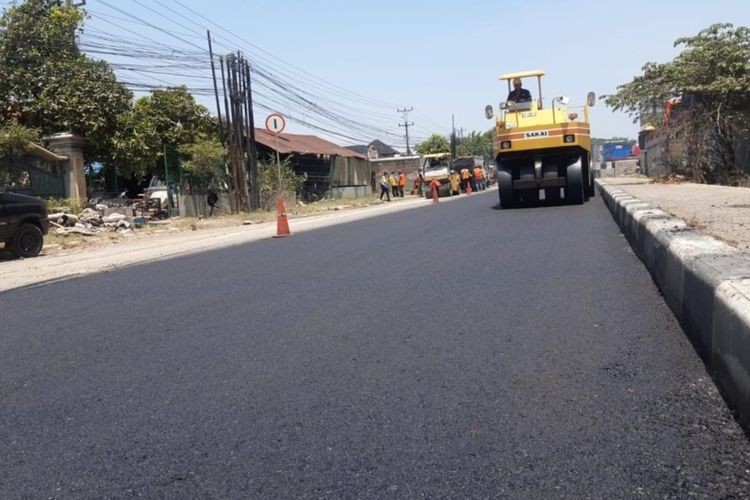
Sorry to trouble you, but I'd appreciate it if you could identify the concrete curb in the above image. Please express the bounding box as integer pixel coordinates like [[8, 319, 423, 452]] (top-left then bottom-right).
[[597, 179, 750, 429]]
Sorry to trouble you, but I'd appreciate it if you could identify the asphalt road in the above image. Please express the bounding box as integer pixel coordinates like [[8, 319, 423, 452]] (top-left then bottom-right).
[[2, 191, 749, 499]]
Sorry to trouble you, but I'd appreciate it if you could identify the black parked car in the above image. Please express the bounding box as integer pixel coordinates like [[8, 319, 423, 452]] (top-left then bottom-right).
[[0, 191, 49, 258]]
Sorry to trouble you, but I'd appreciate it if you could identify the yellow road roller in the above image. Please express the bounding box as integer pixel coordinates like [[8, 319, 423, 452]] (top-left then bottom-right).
[[485, 70, 596, 208]]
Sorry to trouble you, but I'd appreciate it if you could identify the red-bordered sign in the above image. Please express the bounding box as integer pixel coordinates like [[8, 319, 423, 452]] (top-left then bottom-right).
[[265, 113, 286, 134]]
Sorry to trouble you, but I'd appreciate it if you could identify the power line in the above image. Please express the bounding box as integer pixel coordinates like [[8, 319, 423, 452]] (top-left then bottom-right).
[[167, 0, 403, 109], [95, 0, 205, 52], [76, 2, 437, 147], [83, 6, 400, 144]]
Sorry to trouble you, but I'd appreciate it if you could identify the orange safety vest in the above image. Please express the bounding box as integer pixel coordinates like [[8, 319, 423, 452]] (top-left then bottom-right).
[[461, 168, 470, 180], [473, 167, 482, 180], [398, 173, 406, 187]]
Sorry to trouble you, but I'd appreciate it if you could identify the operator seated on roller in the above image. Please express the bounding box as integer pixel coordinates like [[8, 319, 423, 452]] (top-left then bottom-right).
[[506, 77, 532, 104]]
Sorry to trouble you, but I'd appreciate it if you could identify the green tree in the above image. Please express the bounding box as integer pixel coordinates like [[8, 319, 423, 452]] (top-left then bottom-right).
[[257, 158, 304, 210], [605, 23, 750, 182], [0, 121, 40, 190], [456, 129, 495, 158], [0, 0, 132, 162], [0, 122, 39, 159], [179, 136, 227, 192], [133, 87, 213, 148], [107, 87, 215, 179], [416, 134, 450, 155], [105, 108, 161, 180]]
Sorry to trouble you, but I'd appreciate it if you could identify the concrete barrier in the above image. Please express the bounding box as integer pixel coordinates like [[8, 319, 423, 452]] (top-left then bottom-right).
[[597, 179, 750, 430]]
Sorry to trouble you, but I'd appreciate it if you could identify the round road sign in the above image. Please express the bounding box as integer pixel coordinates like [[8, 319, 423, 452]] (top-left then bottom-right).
[[265, 113, 286, 134]]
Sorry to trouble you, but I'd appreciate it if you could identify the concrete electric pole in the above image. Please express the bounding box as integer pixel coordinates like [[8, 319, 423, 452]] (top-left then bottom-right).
[[398, 107, 414, 155]]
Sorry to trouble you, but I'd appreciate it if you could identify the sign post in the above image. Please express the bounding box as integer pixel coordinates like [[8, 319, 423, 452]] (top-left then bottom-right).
[[265, 113, 291, 238], [265, 113, 286, 194]]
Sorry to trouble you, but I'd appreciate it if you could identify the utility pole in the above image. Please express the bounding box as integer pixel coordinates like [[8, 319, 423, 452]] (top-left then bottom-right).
[[219, 56, 240, 212], [241, 59, 259, 210], [222, 53, 255, 212], [207, 31, 224, 141], [450, 114, 457, 161], [398, 107, 414, 155]]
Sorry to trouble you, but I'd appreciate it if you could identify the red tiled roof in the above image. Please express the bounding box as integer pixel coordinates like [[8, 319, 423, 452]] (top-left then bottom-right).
[[254, 129, 366, 159]]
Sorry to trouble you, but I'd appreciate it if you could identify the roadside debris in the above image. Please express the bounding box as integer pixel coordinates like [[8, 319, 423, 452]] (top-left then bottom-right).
[[653, 173, 689, 184], [48, 196, 171, 237]]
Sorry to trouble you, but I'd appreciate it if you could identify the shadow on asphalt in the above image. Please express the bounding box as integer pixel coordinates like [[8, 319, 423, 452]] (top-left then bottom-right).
[[490, 199, 573, 211]]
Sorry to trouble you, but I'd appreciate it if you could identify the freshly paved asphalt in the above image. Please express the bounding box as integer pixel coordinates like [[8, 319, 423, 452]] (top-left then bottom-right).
[[2, 191, 750, 499]]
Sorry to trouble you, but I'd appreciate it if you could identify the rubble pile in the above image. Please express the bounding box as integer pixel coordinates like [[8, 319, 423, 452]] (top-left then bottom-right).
[[49, 208, 132, 236], [131, 198, 168, 221], [48, 197, 171, 237]]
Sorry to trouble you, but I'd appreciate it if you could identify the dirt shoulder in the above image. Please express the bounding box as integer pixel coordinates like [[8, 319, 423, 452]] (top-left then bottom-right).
[[600, 177, 750, 251], [4, 195, 388, 259]]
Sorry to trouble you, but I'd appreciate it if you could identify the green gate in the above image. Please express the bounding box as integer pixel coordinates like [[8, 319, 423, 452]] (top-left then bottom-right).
[[0, 157, 66, 198]]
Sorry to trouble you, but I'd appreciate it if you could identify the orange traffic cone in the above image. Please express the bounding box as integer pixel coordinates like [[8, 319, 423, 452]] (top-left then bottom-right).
[[466, 181, 473, 195], [431, 181, 440, 204], [273, 197, 291, 238]]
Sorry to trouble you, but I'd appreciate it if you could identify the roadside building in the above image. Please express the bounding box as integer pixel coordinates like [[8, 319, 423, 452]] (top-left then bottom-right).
[[346, 139, 400, 160], [369, 155, 422, 189], [254, 129, 370, 200]]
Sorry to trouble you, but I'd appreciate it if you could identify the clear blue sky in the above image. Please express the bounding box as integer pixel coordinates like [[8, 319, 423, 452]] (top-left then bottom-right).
[[12, 0, 750, 149]]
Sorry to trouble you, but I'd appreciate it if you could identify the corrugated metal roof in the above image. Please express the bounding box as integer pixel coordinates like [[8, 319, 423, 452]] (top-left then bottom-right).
[[254, 129, 366, 159]]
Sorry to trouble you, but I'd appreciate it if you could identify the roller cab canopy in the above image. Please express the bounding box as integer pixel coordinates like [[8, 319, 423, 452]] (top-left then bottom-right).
[[499, 70, 546, 109], [499, 70, 545, 81]]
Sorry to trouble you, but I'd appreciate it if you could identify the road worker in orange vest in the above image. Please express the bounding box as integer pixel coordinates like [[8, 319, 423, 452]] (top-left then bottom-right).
[[398, 171, 406, 197], [460, 167, 471, 193], [389, 172, 399, 197], [473, 166, 485, 191]]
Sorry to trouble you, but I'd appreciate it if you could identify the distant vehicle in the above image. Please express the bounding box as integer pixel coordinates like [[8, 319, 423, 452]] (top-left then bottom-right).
[[486, 69, 596, 208], [601, 142, 632, 162], [0, 191, 49, 258], [421, 153, 460, 197], [143, 175, 169, 207]]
